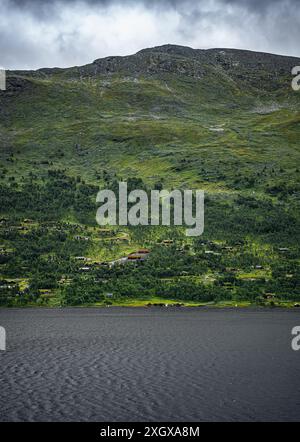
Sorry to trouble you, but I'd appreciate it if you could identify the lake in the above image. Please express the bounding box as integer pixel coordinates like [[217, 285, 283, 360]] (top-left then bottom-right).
[[0, 307, 299, 422]]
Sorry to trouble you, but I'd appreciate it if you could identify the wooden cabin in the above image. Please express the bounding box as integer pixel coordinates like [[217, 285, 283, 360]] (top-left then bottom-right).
[[162, 240, 174, 245], [263, 293, 276, 300], [137, 249, 150, 254], [74, 236, 89, 241], [127, 254, 144, 261]]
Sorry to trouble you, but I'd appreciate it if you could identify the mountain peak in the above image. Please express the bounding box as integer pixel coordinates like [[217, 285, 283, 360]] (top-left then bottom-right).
[[136, 44, 198, 57], [9, 44, 300, 91]]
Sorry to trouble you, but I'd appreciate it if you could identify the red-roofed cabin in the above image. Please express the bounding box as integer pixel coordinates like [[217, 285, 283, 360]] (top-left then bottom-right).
[[127, 255, 144, 261]]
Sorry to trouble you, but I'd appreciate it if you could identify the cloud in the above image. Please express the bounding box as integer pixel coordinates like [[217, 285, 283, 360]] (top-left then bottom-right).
[[1, 0, 300, 70]]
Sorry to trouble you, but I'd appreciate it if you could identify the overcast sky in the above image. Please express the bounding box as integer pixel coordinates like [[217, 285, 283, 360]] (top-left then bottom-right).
[[0, 0, 299, 70]]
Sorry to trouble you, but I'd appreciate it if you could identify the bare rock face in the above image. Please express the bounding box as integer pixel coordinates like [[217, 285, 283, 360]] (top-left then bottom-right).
[[3, 44, 300, 97], [89, 45, 300, 77]]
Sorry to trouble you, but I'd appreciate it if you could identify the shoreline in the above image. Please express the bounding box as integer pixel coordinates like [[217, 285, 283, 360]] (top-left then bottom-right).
[[1, 301, 299, 310]]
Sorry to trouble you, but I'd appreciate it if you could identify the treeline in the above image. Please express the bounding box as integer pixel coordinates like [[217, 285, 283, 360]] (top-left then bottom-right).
[[0, 169, 98, 223], [0, 171, 300, 306]]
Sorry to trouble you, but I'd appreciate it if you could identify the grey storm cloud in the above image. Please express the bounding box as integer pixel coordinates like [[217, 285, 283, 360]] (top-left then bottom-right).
[[5, 0, 296, 12], [1, 0, 300, 69]]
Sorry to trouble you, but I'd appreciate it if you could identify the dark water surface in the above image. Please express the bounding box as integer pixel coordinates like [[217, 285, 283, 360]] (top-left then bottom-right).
[[0, 308, 299, 422]]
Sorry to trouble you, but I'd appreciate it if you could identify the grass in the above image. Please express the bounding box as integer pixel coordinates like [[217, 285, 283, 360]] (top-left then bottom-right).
[[25, 299, 299, 309]]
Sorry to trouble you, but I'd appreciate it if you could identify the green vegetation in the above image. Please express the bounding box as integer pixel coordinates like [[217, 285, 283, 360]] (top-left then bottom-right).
[[0, 46, 300, 307]]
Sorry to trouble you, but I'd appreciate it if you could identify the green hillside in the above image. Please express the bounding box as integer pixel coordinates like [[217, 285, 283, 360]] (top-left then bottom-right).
[[0, 45, 300, 307]]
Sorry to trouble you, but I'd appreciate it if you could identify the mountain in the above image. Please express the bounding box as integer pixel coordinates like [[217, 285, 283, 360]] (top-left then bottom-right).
[[1, 45, 300, 188], [0, 45, 300, 307], [10, 44, 300, 87]]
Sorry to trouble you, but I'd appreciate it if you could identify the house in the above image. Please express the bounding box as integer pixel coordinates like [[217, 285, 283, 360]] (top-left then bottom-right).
[[162, 240, 174, 245], [137, 249, 150, 254], [74, 236, 89, 241], [278, 248, 290, 253], [59, 277, 73, 285], [263, 293, 276, 300], [127, 250, 150, 261], [222, 246, 234, 251], [127, 254, 144, 261], [116, 238, 129, 243]]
